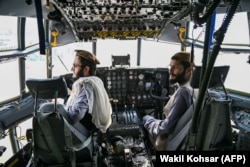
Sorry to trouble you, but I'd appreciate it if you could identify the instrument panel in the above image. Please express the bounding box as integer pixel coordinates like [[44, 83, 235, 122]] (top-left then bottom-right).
[[96, 67, 169, 108], [95, 67, 167, 166]]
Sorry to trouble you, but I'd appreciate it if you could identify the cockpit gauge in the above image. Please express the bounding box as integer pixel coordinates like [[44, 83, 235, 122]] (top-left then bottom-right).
[[122, 75, 126, 80], [122, 71, 126, 75], [122, 83, 126, 88], [138, 81, 144, 87], [107, 80, 112, 85], [117, 81, 121, 88], [137, 95, 141, 100], [107, 71, 112, 76], [138, 73, 144, 80], [155, 73, 162, 80]]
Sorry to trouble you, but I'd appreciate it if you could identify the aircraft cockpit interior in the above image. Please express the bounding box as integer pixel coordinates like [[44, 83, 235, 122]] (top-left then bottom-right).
[[1, 0, 250, 167]]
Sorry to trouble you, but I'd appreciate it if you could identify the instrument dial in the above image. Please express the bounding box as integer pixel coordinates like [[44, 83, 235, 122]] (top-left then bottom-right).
[[138, 81, 144, 87], [155, 73, 162, 80], [138, 73, 144, 80]]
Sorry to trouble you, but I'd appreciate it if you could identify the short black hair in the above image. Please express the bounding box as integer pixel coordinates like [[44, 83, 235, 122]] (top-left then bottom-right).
[[181, 61, 192, 69], [79, 57, 97, 76], [171, 52, 192, 69]]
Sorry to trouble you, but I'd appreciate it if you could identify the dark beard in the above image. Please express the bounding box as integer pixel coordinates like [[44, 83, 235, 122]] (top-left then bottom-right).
[[72, 69, 84, 82], [170, 69, 187, 85]]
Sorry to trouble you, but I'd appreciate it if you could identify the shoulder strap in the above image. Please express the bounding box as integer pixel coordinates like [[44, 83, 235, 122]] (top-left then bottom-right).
[[37, 112, 65, 164], [166, 104, 194, 150], [63, 117, 92, 151], [166, 120, 192, 150]]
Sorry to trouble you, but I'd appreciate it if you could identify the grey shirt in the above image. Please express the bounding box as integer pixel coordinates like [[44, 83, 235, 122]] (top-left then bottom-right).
[[143, 86, 193, 139], [66, 87, 89, 124]]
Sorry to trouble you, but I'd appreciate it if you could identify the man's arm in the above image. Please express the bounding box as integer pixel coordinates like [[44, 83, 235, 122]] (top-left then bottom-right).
[[143, 88, 192, 138]]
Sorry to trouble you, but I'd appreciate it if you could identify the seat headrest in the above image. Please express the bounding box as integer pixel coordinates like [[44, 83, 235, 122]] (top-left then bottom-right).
[[190, 65, 230, 89], [26, 77, 68, 99]]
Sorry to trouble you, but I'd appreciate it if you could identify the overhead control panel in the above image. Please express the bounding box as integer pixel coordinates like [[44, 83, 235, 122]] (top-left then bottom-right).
[[50, 0, 191, 40]]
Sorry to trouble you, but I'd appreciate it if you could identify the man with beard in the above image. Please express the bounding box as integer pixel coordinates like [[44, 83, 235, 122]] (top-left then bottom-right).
[[143, 51, 195, 150], [65, 50, 112, 133]]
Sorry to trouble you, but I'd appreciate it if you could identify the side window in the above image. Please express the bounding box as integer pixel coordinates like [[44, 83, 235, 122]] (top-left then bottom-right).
[[25, 18, 39, 47], [25, 52, 47, 91], [0, 16, 18, 51], [0, 59, 20, 102], [187, 12, 250, 46], [52, 42, 92, 77]]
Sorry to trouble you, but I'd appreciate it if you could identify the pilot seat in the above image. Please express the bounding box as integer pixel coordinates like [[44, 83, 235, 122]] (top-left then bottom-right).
[[26, 77, 95, 167], [149, 65, 232, 151]]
